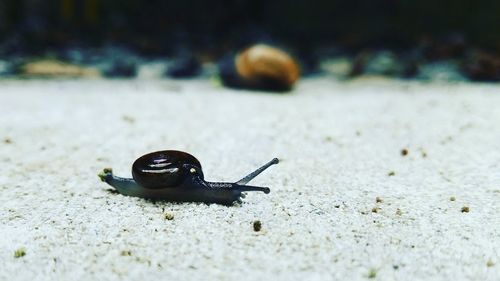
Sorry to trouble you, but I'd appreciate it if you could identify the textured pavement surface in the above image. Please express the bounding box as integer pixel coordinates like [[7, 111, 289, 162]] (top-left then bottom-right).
[[0, 78, 499, 280]]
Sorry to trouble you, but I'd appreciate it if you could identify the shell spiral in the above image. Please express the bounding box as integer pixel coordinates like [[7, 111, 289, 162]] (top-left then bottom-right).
[[132, 150, 202, 189]]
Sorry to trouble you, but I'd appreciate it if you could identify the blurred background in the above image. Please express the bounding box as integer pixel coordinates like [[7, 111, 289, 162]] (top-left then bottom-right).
[[0, 0, 499, 82]]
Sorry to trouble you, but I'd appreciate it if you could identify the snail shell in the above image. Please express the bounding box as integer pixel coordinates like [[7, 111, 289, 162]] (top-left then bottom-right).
[[219, 44, 300, 92], [132, 150, 202, 189], [236, 44, 300, 87]]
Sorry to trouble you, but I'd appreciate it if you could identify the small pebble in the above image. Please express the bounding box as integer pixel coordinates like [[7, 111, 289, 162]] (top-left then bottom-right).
[[376, 197, 383, 203], [371, 207, 380, 213], [4, 138, 12, 144], [120, 250, 132, 256], [387, 171, 396, 176], [450, 196, 456, 201], [164, 213, 174, 220], [395, 208, 403, 216], [253, 220, 262, 232], [104, 59, 137, 78], [461, 206, 470, 213], [122, 115, 135, 124], [487, 260, 495, 267], [166, 56, 201, 78], [14, 247, 26, 258], [368, 269, 377, 278], [401, 148, 409, 156]]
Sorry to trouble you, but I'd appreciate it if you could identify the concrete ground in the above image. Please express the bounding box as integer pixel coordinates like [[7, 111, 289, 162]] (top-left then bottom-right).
[[0, 77, 499, 281]]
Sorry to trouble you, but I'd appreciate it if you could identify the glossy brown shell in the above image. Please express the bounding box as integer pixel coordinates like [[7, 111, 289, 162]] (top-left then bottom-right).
[[236, 44, 300, 88], [132, 150, 202, 189]]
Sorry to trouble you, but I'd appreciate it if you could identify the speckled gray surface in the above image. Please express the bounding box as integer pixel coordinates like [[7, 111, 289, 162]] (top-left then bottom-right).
[[0, 78, 499, 281]]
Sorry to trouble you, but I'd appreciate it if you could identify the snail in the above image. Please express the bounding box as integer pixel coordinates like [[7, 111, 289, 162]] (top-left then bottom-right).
[[98, 150, 279, 205], [219, 44, 300, 92]]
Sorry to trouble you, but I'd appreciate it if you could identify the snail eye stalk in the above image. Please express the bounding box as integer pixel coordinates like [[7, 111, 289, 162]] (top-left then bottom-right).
[[236, 158, 279, 185]]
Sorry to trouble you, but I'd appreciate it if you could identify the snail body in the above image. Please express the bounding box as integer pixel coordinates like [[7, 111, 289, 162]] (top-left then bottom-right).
[[98, 150, 278, 205]]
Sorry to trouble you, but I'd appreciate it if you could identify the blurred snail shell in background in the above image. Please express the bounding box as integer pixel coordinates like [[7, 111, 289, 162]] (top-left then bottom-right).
[[219, 44, 300, 92]]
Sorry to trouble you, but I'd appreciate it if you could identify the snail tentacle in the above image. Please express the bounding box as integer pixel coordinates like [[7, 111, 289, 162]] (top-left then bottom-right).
[[98, 168, 143, 197], [236, 158, 279, 185], [233, 184, 271, 194]]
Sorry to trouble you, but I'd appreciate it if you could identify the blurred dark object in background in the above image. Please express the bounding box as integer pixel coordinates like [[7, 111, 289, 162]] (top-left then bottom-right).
[[462, 50, 500, 81], [0, 0, 499, 81], [166, 55, 201, 78], [104, 58, 137, 78], [349, 50, 418, 78]]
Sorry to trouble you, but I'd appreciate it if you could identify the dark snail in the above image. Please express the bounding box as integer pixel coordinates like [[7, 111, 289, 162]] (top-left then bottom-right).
[[98, 150, 278, 205]]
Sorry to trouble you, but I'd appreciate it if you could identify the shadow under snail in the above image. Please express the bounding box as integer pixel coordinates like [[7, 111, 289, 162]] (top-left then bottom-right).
[[98, 150, 279, 205]]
